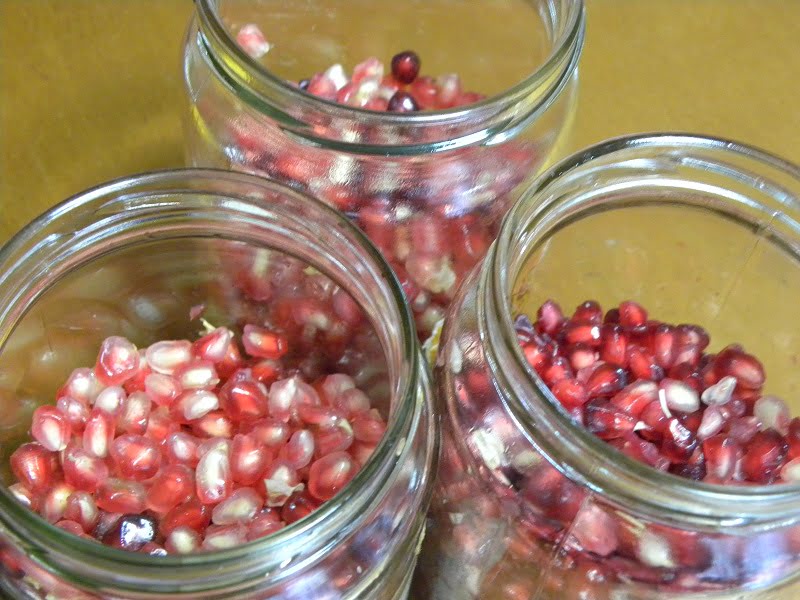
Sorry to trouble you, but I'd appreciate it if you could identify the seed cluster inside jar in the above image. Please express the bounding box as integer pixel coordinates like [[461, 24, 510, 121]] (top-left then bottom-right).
[[8, 324, 387, 554], [517, 299, 800, 484]]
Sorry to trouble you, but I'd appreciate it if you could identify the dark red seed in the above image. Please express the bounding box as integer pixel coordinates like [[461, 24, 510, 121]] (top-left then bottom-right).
[[714, 345, 765, 389], [618, 301, 647, 328], [667, 362, 702, 393], [609, 380, 658, 418], [536, 300, 564, 337], [669, 448, 706, 480], [603, 308, 620, 324], [741, 430, 789, 483], [387, 91, 419, 112], [627, 346, 664, 381], [567, 344, 597, 372], [522, 342, 549, 373], [610, 434, 669, 471], [661, 418, 698, 463], [703, 435, 741, 482], [585, 401, 637, 440], [787, 418, 800, 460], [599, 324, 627, 367], [585, 364, 627, 398], [542, 357, 574, 387], [572, 301, 603, 324], [651, 324, 676, 369], [550, 378, 589, 411], [390, 50, 421, 84], [638, 400, 670, 442], [563, 320, 602, 347]]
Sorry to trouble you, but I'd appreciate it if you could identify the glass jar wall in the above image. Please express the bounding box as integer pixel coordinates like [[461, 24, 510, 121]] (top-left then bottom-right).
[[0, 169, 436, 599], [415, 135, 800, 599], [181, 0, 585, 338]]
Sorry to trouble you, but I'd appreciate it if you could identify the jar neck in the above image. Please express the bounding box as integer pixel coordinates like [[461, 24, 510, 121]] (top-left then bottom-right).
[[479, 133, 800, 531], [0, 169, 422, 595], [192, 0, 585, 153]]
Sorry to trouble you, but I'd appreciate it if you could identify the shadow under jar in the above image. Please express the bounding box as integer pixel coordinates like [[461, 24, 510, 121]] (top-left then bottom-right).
[[415, 134, 800, 599], [0, 169, 436, 599], [181, 0, 585, 339]]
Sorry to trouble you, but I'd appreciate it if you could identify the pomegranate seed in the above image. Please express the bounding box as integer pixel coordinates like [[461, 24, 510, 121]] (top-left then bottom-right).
[[780, 457, 800, 482], [673, 324, 709, 367], [102, 514, 157, 551], [298, 404, 343, 428], [542, 357, 573, 387], [619, 301, 648, 328], [563, 320, 602, 347], [211, 487, 262, 525], [599, 324, 627, 367], [161, 499, 211, 536], [269, 376, 320, 422], [62, 443, 108, 492], [165, 526, 201, 554], [700, 375, 736, 406], [221, 376, 268, 421], [585, 363, 627, 397], [263, 460, 303, 507], [193, 327, 234, 363], [145, 340, 193, 375], [95, 336, 139, 386], [567, 344, 597, 372], [714, 345, 765, 389], [536, 300, 564, 337], [569, 504, 618, 557], [787, 418, 800, 459], [56, 520, 86, 536], [144, 373, 182, 407], [659, 379, 700, 413], [172, 390, 220, 422], [610, 380, 658, 418], [164, 431, 200, 467], [661, 418, 698, 463], [281, 491, 320, 525], [251, 359, 282, 384], [670, 447, 707, 480], [390, 50, 421, 84], [741, 429, 788, 483], [83, 410, 115, 458], [726, 416, 760, 445], [117, 391, 151, 435], [754, 395, 790, 435], [638, 400, 670, 442], [651, 324, 676, 369], [94, 386, 126, 415], [279, 430, 316, 470], [611, 434, 669, 471], [628, 346, 664, 381], [585, 402, 637, 440], [696, 405, 728, 440], [308, 451, 358, 502], [96, 479, 146, 513], [140, 542, 167, 556], [196, 443, 232, 504], [249, 418, 291, 448], [388, 91, 419, 112], [247, 510, 284, 540], [703, 435, 742, 482], [242, 325, 288, 359], [56, 395, 90, 433], [231, 433, 272, 485], [550, 378, 588, 411], [235, 24, 271, 58], [352, 57, 384, 84], [9, 483, 37, 510], [202, 524, 247, 551], [63, 491, 99, 532], [31, 406, 71, 451], [41, 482, 75, 523], [351, 412, 387, 444], [110, 435, 161, 481], [315, 422, 354, 456], [59, 368, 102, 404], [192, 411, 234, 439], [176, 360, 219, 390], [217, 341, 244, 379], [573, 301, 603, 324]]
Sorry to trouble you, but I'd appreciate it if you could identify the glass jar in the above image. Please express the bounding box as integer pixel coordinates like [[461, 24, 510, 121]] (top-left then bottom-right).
[[415, 134, 800, 599], [0, 169, 437, 599], [181, 0, 585, 338]]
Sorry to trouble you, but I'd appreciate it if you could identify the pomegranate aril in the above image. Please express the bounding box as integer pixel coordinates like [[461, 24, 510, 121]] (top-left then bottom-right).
[[176, 360, 219, 390], [696, 405, 728, 440], [196, 443, 232, 504], [83, 409, 116, 458], [563, 320, 602, 347], [754, 395, 790, 435], [619, 301, 648, 328], [31, 406, 71, 451], [651, 324, 676, 368], [249, 418, 290, 448], [726, 416, 760, 445], [96, 479, 146, 514], [95, 336, 139, 386], [251, 359, 282, 384], [165, 526, 201, 554], [352, 56, 384, 84], [110, 434, 161, 481], [585, 402, 637, 440], [659, 379, 700, 413], [281, 491, 320, 525], [202, 524, 247, 551], [59, 368, 102, 404], [63, 491, 99, 532], [700, 375, 736, 406], [390, 50, 421, 84], [610, 380, 658, 418], [703, 435, 742, 482], [279, 430, 316, 470], [269, 376, 320, 422], [787, 418, 800, 459], [42, 482, 75, 523], [661, 418, 698, 463], [585, 363, 627, 398], [161, 499, 211, 536], [192, 411, 234, 439], [193, 327, 234, 363], [536, 300, 564, 337], [263, 460, 303, 507], [242, 325, 288, 359], [94, 386, 126, 415], [147, 464, 195, 514], [56, 395, 90, 433], [231, 433, 272, 485], [236, 23, 271, 58], [542, 357, 573, 387], [611, 434, 669, 471], [62, 443, 109, 492], [9, 483, 37, 511], [351, 412, 387, 444], [780, 457, 800, 482], [211, 487, 262, 525], [247, 510, 284, 540], [102, 514, 157, 551], [221, 377, 268, 421], [567, 344, 596, 372], [628, 346, 664, 381], [10, 443, 58, 493], [741, 429, 789, 483], [670, 447, 707, 480], [572, 301, 603, 324], [56, 520, 86, 536], [599, 324, 627, 367], [714, 345, 766, 389], [173, 390, 220, 422], [144, 373, 182, 407], [308, 451, 358, 501], [145, 340, 193, 375], [315, 422, 354, 456], [117, 391, 151, 435]]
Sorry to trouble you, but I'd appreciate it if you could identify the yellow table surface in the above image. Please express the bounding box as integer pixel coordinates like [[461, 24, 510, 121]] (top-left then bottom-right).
[[1, 0, 799, 244]]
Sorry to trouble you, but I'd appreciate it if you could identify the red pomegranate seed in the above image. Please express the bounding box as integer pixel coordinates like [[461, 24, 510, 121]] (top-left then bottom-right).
[[165, 526, 201, 554], [390, 50, 421, 84], [83, 409, 115, 458], [351, 411, 387, 444], [176, 360, 219, 390], [41, 482, 74, 523], [523, 343, 548, 372], [217, 341, 244, 379], [610, 380, 658, 418], [332, 388, 371, 417], [242, 325, 288, 360], [56, 520, 86, 536], [628, 346, 664, 381], [567, 344, 597, 372], [31, 406, 71, 452], [95, 336, 139, 386], [315, 422, 355, 456], [63, 491, 99, 532], [196, 443, 232, 504], [161, 499, 211, 536], [117, 391, 151, 435], [651, 324, 676, 369], [110, 435, 161, 481], [95, 479, 146, 514], [670, 447, 707, 480], [193, 327, 234, 363], [268, 376, 320, 422], [58, 368, 102, 404], [56, 395, 90, 434], [673, 324, 709, 367], [661, 418, 698, 463], [221, 376, 268, 421], [599, 324, 627, 367], [202, 524, 248, 551], [163, 431, 200, 467], [726, 416, 760, 445], [144, 373, 182, 407], [94, 386, 126, 415], [714, 345, 765, 389], [638, 400, 670, 442], [145, 340, 193, 376], [192, 411, 234, 439], [550, 378, 589, 411], [211, 487, 262, 525], [281, 491, 320, 525], [563, 320, 602, 347], [62, 443, 108, 492], [542, 357, 573, 387], [585, 363, 627, 398], [619, 301, 648, 329], [572, 301, 603, 324], [249, 418, 291, 448], [308, 451, 358, 502], [753, 395, 790, 435], [787, 418, 800, 459], [246, 510, 284, 540], [251, 359, 282, 384], [236, 24, 271, 58], [611, 434, 669, 471], [703, 435, 741, 482], [298, 404, 343, 428], [352, 56, 384, 84], [536, 300, 564, 337], [585, 402, 637, 440], [263, 460, 303, 507], [741, 429, 788, 483], [780, 457, 800, 482], [231, 433, 272, 485], [279, 430, 316, 470], [9, 483, 37, 511]]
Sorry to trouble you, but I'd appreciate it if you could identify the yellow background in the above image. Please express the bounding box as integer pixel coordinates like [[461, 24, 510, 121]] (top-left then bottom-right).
[[1, 0, 800, 242]]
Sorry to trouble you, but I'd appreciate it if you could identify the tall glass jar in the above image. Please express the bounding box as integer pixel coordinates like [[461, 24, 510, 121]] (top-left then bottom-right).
[[0, 169, 437, 599], [181, 0, 585, 337], [415, 134, 800, 599]]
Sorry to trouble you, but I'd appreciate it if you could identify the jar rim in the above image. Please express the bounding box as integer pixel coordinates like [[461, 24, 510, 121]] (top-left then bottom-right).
[[191, 0, 585, 151], [0, 169, 425, 579], [487, 133, 800, 529]]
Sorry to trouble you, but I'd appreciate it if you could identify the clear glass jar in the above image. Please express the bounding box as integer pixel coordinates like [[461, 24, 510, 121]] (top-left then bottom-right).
[[181, 0, 585, 338], [0, 169, 436, 599], [415, 134, 800, 599]]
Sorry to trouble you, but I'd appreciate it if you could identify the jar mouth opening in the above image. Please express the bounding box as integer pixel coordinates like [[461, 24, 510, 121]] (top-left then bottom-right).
[[490, 133, 800, 526], [0, 168, 420, 567], [193, 0, 585, 139]]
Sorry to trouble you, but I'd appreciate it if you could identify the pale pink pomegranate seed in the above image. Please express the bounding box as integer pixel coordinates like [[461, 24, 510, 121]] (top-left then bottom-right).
[[297, 404, 343, 428], [172, 390, 220, 422], [567, 344, 597, 372], [165, 526, 201, 554], [147, 464, 195, 513], [263, 460, 303, 507], [308, 451, 358, 502], [279, 430, 315, 470], [161, 499, 211, 536], [248, 418, 290, 448], [62, 443, 109, 492], [246, 510, 284, 540], [41, 482, 75, 523], [145, 340, 193, 375], [196, 443, 232, 504], [726, 416, 760, 445], [754, 395, 790, 435], [58, 368, 102, 404], [235, 24, 271, 59], [536, 300, 564, 336], [198, 437, 231, 458], [83, 409, 115, 458], [349, 441, 377, 468], [696, 405, 728, 440], [117, 391, 151, 435], [144, 373, 182, 407], [192, 411, 234, 439], [320, 373, 355, 403], [610, 380, 658, 418], [780, 457, 800, 482], [281, 491, 321, 524], [352, 412, 387, 444], [659, 379, 700, 413], [315, 422, 354, 456], [193, 327, 234, 363], [165, 431, 201, 467], [211, 487, 262, 525], [145, 406, 179, 442], [176, 360, 220, 390], [56, 395, 90, 433], [31, 406, 71, 451], [95, 478, 146, 513], [242, 325, 288, 360], [352, 56, 384, 84], [8, 483, 37, 510], [63, 491, 99, 532], [231, 433, 272, 485], [569, 504, 619, 557], [222, 377, 268, 421], [93, 386, 126, 415], [703, 435, 742, 482], [332, 388, 371, 417], [110, 434, 161, 481], [700, 376, 736, 406], [95, 336, 139, 386], [202, 524, 248, 551], [268, 376, 320, 422]]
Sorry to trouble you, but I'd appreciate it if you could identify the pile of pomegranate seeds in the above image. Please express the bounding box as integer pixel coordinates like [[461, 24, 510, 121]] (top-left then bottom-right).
[[518, 299, 799, 485], [8, 326, 387, 554], [296, 50, 486, 112]]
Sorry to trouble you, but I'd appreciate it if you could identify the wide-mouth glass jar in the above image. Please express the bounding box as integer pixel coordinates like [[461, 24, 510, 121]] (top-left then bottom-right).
[[415, 134, 800, 599], [0, 169, 437, 599], [181, 0, 585, 338]]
